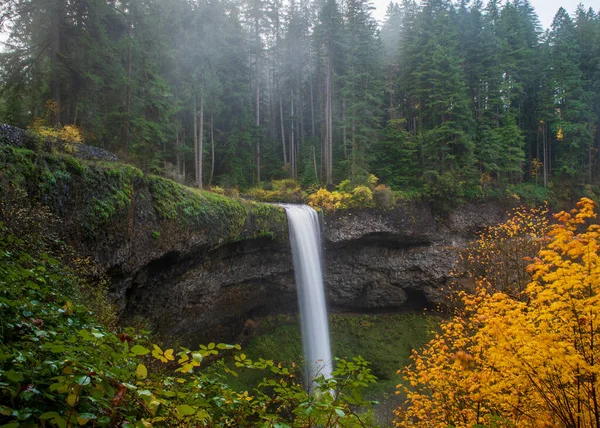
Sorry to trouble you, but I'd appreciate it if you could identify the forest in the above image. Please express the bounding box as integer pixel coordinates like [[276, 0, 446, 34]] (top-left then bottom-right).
[[1, 0, 599, 200]]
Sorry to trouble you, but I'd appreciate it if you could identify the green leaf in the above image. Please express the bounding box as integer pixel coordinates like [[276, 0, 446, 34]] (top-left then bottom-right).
[[2, 423, 20, 428], [40, 412, 60, 419], [50, 344, 66, 353], [176, 404, 195, 416], [131, 345, 150, 356], [334, 408, 345, 418], [78, 330, 93, 341], [5, 371, 23, 383]]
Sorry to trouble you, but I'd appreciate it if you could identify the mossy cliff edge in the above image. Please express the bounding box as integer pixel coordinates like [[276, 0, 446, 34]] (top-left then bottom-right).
[[0, 140, 289, 342]]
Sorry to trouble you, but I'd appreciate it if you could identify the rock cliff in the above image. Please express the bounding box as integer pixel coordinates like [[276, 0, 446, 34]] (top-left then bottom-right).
[[0, 125, 517, 345]]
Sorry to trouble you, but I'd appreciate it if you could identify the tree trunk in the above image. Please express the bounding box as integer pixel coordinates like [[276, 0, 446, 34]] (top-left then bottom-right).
[[310, 71, 316, 138], [50, 0, 63, 126], [342, 98, 347, 159], [193, 95, 198, 187], [176, 130, 181, 178], [124, 19, 133, 153], [326, 54, 333, 186], [279, 88, 287, 168], [198, 94, 204, 189], [312, 145, 318, 182], [255, 18, 261, 184], [209, 113, 215, 187], [291, 89, 296, 179]]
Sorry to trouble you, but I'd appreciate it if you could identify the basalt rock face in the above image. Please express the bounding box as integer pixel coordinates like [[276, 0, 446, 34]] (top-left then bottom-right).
[[320, 200, 516, 312], [119, 199, 516, 346]]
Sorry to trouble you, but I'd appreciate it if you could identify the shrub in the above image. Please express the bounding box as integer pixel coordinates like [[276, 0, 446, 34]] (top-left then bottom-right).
[[397, 199, 598, 427], [336, 179, 353, 193], [373, 184, 395, 210], [28, 118, 83, 154], [245, 180, 302, 203], [348, 185, 374, 208], [307, 188, 350, 212]]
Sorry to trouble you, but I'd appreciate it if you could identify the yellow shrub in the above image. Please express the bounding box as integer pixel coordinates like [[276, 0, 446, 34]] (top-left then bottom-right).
[[348, 185, 374, 208], [28, 119, 83, 153], [368, 174, 379, 187], [308, 188, 349, 212], [58, 124, 83, 144]]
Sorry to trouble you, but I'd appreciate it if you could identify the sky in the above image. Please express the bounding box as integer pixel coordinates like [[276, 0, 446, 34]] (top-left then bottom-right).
[[371, 0, 593, 29]]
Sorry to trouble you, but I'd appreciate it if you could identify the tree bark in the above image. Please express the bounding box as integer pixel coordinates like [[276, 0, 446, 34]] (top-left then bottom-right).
[[255, 17, 261, 183], [198, 94, 204, 189], [310, 71, 316, 138], [209, 113, 215, 187], [193, 95, 198, 187], [326, 54, 333, 186], [291, 89, 296, 179], [280, 94, 287, 168], [50, 0, 63, 126], [124, 16, 133, 153]]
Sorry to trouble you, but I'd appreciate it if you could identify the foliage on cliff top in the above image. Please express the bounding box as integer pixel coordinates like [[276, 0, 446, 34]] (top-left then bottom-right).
[[0, 144, 286, 243], [396, 198, 600, 427], [0, 179, 378, 427]]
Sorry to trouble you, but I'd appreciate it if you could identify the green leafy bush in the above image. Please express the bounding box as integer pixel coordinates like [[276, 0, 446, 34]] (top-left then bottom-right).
[[245, 179, 303, 203]]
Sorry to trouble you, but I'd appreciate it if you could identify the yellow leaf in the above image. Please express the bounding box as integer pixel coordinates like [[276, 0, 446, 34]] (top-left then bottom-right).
[[163, 349, 174, 361], [136, 363, 148, 379]]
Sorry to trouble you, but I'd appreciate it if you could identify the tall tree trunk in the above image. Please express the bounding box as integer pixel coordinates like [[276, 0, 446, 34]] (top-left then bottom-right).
[[342, 98, 347, 159], [176, 130, 181, 178], [310, 71, 316, 138], [209, 113, 215, 187], [193, 95, 198, 187], [198, 94, 204, 189], [50, 0, 63, 126], [280, 94, 287, 168], [299, 74, 305, 147], [543, 120, 548, 188], [255, 19, 261, 184], [312, 145, 318, 183], [124, 18, 133, 153], [291, 89, 295, 179], [326, 54, 333, 186]]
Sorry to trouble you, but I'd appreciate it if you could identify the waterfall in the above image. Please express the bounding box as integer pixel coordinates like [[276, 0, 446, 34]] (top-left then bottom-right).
[[282, 204, 333, 389]]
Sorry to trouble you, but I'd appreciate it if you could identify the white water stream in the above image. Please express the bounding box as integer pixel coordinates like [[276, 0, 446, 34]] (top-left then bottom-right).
[[282, 204, 333, 389]]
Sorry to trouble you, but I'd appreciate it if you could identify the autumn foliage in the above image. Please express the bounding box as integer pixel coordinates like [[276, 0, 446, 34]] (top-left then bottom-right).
[[453, 204, 550, 300], [397, 198, 600, 427]]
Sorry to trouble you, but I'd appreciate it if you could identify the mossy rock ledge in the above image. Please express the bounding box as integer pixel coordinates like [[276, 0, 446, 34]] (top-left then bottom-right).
[[0, 136, 289, 344]]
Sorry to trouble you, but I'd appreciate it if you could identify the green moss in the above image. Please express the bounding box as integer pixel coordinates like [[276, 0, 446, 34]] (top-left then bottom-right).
[[1, 144, 286, 244], [147, 175, 286, 242]]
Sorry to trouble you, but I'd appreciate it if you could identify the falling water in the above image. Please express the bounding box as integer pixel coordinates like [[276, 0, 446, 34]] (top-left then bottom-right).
[[282, 204, 333, 389]]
